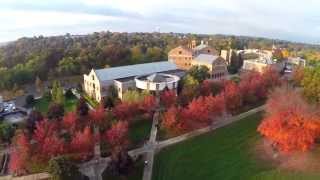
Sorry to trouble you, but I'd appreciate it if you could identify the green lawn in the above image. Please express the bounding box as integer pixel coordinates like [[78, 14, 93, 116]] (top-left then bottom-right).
[[152, 113, 320, 180], [34, 95, 78, 114], [129, 119, 152, 148]]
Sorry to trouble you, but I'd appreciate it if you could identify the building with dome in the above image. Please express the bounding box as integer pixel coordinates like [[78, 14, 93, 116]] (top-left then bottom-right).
[[83, 61, 185, 102], [135, 73, 180, 92]]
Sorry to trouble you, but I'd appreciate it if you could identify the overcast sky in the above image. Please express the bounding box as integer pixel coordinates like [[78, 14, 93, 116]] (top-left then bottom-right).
[[1, 0, 320, 43]]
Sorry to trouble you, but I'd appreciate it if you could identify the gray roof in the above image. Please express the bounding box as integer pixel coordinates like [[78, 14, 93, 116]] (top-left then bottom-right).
[[194, 54, 220, 64], [193, 44, 208, 51], [147, 73, 168, 83], [94, 61, 178, 82]]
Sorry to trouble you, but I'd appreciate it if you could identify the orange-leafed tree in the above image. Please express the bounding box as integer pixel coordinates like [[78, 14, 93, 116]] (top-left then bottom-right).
[[221, 81, 242, 114], [161, 106, 187, 136], [258, 86, 320, 153], [204, 94, 226, 119], [184, 96, 210, 128]]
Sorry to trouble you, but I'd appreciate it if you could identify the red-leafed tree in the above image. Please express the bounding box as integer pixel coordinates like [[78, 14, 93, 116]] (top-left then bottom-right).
[[104, 121, 129, 153], [32, 120, 64, 162], [62, 112, 77, 132], [239, 71, 266, 105], [70, 126, 95, 160], [221, 81, 242, 114], [89, 104, 106, 126], [258, 86, 320, 153], [9, 133, 31, 175], [113, 102, 140, 121], [261, 67, 282, 89], [200, 80, 223, 97], [160, 90, 177, 108], [184, 96, 210, 129]]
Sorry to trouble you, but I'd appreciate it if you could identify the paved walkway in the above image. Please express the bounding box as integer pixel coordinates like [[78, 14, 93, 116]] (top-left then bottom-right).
[[142, 107, 160, 180]]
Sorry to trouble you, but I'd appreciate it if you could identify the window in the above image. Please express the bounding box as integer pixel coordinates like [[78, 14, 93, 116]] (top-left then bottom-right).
[[92, 75, 95, 80], [173, 82, 176, 88], [156, 84, 160, 90]]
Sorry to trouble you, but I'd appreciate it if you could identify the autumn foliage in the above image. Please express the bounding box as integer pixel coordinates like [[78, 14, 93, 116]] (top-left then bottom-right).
[[160, 90, 177, 108], [9, 133, 31, 175], [104, 121, 129, 154], [70, 126, 95, 160], [258, 86, 320, 153]]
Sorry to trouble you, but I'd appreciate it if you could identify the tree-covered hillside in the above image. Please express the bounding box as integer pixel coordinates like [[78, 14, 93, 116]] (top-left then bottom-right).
[[0, 31, 319, 90]]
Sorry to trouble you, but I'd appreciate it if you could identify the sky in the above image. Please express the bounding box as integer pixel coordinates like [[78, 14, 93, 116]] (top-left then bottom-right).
[[1, 0, 320, 43]]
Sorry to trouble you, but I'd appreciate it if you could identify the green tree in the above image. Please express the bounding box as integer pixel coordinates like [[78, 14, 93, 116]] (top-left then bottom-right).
[[130, 46, 144, 64], [0, 123, 15, 143], [122, 90, 149, 103], [182, 74, 199, 88], [301, 66, 320, 102], [58, 57, 79, 76], [52, 81, 65, 104], [188, 65, 210, 83], [146, 47, 162, 61], [48, 156, 87, 180]]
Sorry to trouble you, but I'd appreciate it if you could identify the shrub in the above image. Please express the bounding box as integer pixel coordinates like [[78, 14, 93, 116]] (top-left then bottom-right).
[[65, 89, 74, 99], [48, 156, 87, 180]]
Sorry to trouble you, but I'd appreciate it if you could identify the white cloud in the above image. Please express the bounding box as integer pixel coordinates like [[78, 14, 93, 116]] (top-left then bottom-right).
[[1, 0, 320, 43], [0, 10, 122, 31]]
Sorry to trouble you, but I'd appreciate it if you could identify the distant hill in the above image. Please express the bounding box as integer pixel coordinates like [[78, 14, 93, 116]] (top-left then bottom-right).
[[0, 31, 319, 90]]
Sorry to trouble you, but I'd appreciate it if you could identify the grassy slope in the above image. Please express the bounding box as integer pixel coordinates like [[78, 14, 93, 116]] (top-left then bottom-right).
[[34, 95, 78, 114], [102, 160, 144, 180], [152, 113, 320, 180], [129, 119, 152, 148]]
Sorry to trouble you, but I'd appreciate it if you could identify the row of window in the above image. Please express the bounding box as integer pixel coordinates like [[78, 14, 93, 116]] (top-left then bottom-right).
[[84, 80, 99, 92], [212, 72, 225, 79], [170, 56, 192, 61]]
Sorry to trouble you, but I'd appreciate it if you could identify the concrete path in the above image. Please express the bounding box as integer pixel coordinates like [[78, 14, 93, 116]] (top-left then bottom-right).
[[142, 107, 160, 180]]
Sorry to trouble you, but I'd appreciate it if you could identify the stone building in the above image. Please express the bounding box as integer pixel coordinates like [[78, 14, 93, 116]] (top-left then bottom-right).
[[192, 54, 228, 80], [168, 40, 218, 70]]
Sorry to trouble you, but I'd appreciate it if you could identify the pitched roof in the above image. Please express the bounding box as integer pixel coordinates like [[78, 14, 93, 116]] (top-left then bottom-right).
[[147, 73, 168, 83], [94, 61, 178, 82], [194, 54, 220, 64]]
